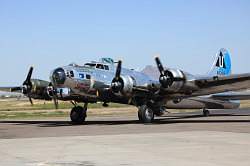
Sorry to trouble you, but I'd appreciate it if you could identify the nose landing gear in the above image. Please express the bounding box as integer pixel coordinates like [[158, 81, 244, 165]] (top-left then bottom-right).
[[70, 103, 88, 124]]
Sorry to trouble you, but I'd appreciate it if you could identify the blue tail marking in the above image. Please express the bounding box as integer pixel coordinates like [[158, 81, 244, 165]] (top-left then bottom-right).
[[208, 48, 231, 76]]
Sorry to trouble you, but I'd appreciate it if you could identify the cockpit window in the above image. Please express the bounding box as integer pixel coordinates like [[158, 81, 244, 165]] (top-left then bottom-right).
[[96, 64, 104, 69], [104, 65, 109, 70]]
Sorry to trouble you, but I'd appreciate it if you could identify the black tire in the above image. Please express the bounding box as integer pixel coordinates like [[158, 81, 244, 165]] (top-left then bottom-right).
[[203, 109, 210, 117], [70, 106, 87, 124], [138, 105, 154, 123]]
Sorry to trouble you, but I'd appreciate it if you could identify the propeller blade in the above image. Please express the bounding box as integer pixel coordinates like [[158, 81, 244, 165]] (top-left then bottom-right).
[[48, 83, 59, 109], [28, 94, 33, 106], [115, 60, 122, 80], [22, 66, 34, 95], [23, 67, 33, 85], [155, 57, 165, 75], [52, 95, 58, 109], [111, 60, 124, 93], [155, 57, 175, 88]]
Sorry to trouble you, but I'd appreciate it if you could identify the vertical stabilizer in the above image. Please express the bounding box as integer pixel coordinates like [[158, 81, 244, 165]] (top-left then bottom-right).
[[208, 48, 232, 76]]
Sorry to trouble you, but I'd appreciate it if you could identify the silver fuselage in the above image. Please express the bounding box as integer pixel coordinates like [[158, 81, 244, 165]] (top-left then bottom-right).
[[50, 61, 239, 109]]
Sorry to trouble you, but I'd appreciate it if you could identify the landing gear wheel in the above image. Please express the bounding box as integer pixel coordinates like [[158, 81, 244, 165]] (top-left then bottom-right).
[[138, 105, 154, 123], [70, 106, 87, 124], [203, 109, 210, 117]]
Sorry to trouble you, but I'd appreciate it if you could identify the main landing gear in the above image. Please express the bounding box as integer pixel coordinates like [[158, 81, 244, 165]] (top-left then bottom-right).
[[138, 104, 155, 123], [137, 104, 167, 123], [203, 108, 210, 117], [70, 103, 88, 124]]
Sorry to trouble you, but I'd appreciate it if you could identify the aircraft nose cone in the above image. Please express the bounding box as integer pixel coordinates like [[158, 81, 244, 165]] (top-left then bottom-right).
[[52, 68, 66, 85]]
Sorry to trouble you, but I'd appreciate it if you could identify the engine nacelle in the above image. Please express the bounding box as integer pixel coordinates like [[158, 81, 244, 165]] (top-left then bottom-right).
[[161, 69, 185, 92], [111, 75, 136, 96]]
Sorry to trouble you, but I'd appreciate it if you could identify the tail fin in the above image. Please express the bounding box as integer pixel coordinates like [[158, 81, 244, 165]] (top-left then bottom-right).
[[208, 48, 232, 76]]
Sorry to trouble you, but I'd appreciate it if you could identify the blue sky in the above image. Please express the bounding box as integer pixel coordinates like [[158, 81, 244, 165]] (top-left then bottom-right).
[[0, 0, 250, 86]]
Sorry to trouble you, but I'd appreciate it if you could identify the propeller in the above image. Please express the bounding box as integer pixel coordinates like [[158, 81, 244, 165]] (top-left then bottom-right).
[[9, 67, 34, 105], [115, 60, 122, 80], [155, 57, 174, 88], [10, 67, 34, 105], [47, 83, 59, 109], [22, 67, 34, 105], [53, 95, 59, 109], [111, 60, 124, 93]]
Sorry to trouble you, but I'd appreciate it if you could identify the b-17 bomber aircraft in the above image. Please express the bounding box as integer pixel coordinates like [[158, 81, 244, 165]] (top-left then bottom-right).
[[2, 48, 250, 124]]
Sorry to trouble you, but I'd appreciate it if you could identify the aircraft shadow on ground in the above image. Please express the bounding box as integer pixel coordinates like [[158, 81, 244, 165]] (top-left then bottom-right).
[[1, 112, 250, 127]]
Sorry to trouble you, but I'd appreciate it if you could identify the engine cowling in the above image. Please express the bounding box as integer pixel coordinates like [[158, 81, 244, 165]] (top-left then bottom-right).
[[159, 69, 185, 92], [111, 75, 136, 96]]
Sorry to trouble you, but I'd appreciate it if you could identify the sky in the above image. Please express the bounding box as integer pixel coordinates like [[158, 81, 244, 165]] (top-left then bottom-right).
[[0, 0, 250, 86]]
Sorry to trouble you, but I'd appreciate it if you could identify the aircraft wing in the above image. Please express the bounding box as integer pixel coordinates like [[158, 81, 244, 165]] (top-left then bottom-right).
[[190, 73, 250, 97], [130, 73, 250, 100], [0, 87, 22, 93]]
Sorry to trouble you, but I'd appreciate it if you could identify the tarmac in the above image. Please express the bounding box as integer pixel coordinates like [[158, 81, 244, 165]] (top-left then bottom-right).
[[1, 108, 250, 166]]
